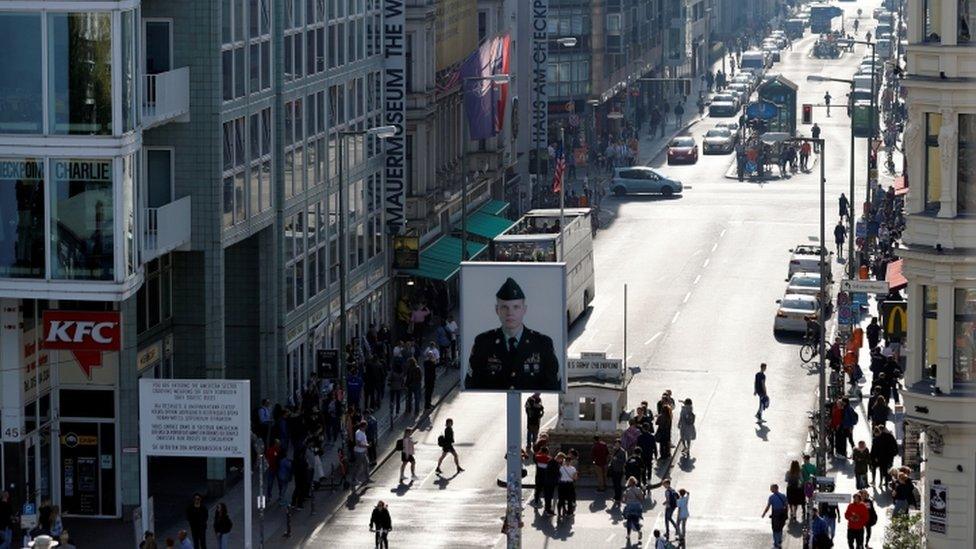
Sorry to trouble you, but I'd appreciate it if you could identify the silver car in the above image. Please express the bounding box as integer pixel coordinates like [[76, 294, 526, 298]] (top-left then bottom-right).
[[774, 294, 819, 334], [610, 166, 683, 197], [788, 244, 832, 278], [702, 128, 735, 154]]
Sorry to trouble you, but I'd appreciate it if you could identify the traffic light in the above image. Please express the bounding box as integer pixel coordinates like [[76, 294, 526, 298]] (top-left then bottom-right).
[[802, 104, 813, 125]]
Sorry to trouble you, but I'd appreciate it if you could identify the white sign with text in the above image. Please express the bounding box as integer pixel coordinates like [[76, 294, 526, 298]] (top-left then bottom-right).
[[139, 379, 250, 458]]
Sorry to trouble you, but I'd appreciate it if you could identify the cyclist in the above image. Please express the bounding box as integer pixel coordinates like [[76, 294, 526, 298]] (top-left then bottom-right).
[[369, 500, 392, 548], [805, 317, 821, 345]]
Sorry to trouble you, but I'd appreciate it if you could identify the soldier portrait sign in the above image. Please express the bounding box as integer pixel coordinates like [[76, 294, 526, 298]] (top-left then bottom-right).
[[460, 262, 566, 392]]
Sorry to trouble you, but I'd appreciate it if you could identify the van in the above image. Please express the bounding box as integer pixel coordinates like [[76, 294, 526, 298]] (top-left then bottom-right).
[[875, 23, 893, 39], [876, 38, 893, 58], [740, 51, 769, 70]]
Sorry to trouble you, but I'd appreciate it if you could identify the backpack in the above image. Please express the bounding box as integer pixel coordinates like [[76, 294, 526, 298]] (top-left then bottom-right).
[[395, 438, 404, 452], [867, 502, 878, 526], [437, 435, 445, 448]]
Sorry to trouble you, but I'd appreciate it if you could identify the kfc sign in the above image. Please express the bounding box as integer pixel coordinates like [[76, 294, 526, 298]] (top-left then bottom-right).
[[42, 311, 121, 379]]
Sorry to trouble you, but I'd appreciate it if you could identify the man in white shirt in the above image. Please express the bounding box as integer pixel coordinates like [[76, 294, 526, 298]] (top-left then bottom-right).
[[445, 316, 459, 363], [424, 341, 440, 364], [399, 428, 417, 481], [353, 421, 370, 488]]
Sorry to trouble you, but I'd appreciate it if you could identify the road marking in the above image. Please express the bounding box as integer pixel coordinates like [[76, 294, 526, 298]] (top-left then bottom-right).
[[605, 534, 615, 542], [644, 332, 662, 345], [711, 242, 718, 252], [692, 249, 703, 256], [720, 228, 727, 238], [702, 258, 710, 268], [626, 355, 633, 362], [693, 274, 702, 285], [603, 342, 612, 352], [683, 292, 691, 303], [671, 312, 680, 324]]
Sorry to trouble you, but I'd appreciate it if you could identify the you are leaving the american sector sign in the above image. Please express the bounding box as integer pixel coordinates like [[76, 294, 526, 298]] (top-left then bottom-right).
[[139, 379, 250, 458]]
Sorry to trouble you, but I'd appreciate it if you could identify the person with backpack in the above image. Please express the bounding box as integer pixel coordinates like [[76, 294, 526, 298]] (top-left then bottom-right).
[[435, 418, 463, 474], [677, 399, 696, 458], [858, 489, 878, 547], [624, 448, 646, 492], [397, 428, 417, 481], [525, 394, 545, 452], [662, 478, 680, 540], [608, 439, 628, 505], [844, 492, 870, 549], [761, 484, 789, 548], [622, 476, 645, 544]]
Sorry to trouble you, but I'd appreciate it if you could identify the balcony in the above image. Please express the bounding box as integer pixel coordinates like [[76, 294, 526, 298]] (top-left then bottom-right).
[[142, 68, 190, 129], [143, 196, 192, 261]]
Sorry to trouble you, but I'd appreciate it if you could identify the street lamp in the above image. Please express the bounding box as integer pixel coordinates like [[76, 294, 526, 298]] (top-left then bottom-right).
[[460, 74, 510, 262], [337, 125, 397, 380], [807, 74, 857, 281]]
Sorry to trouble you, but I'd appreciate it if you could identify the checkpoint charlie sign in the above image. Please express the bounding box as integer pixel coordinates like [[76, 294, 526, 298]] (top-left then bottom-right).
[[567, 352, 623, 380]]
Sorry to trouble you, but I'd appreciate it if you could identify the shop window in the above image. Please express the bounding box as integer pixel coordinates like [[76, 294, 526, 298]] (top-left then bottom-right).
[[0, 159, 45, 278], [922, 285, 938, 381], [48, 13, 113, 135], [924, 113, 942, 213], [60, 389, 114, 418], [136, 255, 172, 335], [0, 13, 43, 134], [50, 159, 114, 281], [959, 114, 975, 214], [954, 289, 976, 384]]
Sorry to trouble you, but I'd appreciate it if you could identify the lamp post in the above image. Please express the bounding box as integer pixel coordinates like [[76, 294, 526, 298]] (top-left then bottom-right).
[[459, 73, 510, 262], [837, 37, 878, 204], [337, 125, 397, 379], [807, 74, 857, 280]]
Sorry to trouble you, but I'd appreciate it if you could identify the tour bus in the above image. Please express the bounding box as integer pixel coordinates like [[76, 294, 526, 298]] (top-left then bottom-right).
[[491, 208, 596, 324]]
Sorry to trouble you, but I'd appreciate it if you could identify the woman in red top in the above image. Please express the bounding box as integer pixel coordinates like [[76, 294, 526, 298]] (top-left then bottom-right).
[[830, 399, 846, 457], [844, 493, 870, 549]]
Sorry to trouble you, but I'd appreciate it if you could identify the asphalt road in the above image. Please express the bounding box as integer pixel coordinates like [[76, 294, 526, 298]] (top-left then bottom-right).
[[297, 2, 885, 547]]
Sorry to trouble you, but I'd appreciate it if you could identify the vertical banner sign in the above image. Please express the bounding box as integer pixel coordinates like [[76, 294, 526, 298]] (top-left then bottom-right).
[[383, 0, 407, 234], [531, 0, 549, 162], [929, 482, 947, 534]]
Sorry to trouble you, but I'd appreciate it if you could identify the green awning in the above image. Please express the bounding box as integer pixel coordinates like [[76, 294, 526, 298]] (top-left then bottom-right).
[[476, 199, 510, 216], [466, 211, 515, 240], [400, 236, 488, 281]]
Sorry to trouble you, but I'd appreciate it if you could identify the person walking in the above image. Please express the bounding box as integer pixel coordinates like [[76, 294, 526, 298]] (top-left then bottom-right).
[[624, 448, 646, 493], [404, 358, 422, 414], [785, 460, 804, 521], [556, 452, 578, 517], [676, 489, 690, 543], [871, 426, 898, 485], [398, 428, 416, 481], [542, 449, 561, 515], [755, 363, 769, 421], [852, 441, 872, 489], [352, 420, 370, 488], [812, 123, 822, 152], [800, 141, 812, 171], [674, 102, 685, 127], [677, 398, 696, 458], [866, 317, 881, 350], [185, 493, 208, 549], [422, 350, 438, 410], [809, 507, 832, 548], [608, 439, 627, 505], [532, 446, 552, 508], [891, 472, 915, 516], [839, 193, 850, 223], [387, 363, 404, 417], [761, 484, 789, 548], [591, 435, 609, 492], [369, 501, 392, 549], [655, 405, 673, 461], [845, 493, 870, 549], [622, 476, 645, 544], [662, 478, 680, 540], [212, 503, 232, 549], [525, 393, 545, 452], [824, 91, 832, 117], [834, 221, 847, 259], [435, 418, 463, 474]]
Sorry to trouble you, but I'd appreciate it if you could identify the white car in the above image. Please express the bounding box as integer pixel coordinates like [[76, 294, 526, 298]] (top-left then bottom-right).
[[728, 82, 752, 101], [715, 121, 740, 133], [785, 271, 831, 298], [774, 294, 820, 334], [788, 244, 832, 278]]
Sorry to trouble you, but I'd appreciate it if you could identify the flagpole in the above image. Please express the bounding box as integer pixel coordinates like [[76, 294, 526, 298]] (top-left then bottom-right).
[[559, 125, 566, 261]]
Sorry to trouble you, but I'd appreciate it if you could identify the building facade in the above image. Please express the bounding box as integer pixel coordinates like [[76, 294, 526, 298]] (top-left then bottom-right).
[[0, 0, 391, 518], [900, 0, 976, 545]]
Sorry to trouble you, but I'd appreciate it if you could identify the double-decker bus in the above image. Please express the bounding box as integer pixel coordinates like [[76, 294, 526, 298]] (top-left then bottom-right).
[[491, 208, 595, 324]]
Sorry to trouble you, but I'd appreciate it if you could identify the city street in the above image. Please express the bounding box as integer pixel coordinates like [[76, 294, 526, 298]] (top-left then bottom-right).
[[291, 3, 891, 548]]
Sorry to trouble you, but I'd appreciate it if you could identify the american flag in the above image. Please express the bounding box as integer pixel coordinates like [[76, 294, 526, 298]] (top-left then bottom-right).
[[552, 147, 566, 194]]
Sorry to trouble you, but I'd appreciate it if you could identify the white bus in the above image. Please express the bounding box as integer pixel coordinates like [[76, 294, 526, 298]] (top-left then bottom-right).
[[491, 208, 596, 324]]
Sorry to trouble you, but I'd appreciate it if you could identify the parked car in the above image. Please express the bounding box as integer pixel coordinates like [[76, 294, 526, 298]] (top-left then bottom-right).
[[702, 128, 736, 154], [709, 94, 739, 116], [728, 82, 752, 102], [610, 166, 683, 197], [763, 46, 782, 62], [731, 74, 756, 92], [774, 294, 820, 334], [785, 271, 833, 305], [715, 121, 740, 133], [666, 136, 699, 164], [788, 244, 832, 278]]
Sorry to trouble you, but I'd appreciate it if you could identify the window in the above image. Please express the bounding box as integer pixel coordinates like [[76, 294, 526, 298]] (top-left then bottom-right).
[[136, 255, 173, 334], [48, 13, 113, 135], [578, 397, 596, 421], [50, 159, 114, 280], [0, 14, 43, 134], [121, 12, 136, 132], [923, 0, 943, 42], [222, 117, 249, 227], [922, 285, 939, 380], [959, 114, 975, 214], [954, 289, 976, 384], [959, 0, 974, 42], [925, 112, 942, 212], [0, 159, 45, 277]]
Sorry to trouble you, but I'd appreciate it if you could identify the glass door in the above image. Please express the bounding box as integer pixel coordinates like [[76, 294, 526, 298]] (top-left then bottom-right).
[[59, 422, 117, 516]]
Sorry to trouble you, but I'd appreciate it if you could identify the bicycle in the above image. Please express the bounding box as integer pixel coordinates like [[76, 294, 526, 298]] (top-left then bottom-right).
[[799, 333, 819, 363], [371, 527, 390, 549]]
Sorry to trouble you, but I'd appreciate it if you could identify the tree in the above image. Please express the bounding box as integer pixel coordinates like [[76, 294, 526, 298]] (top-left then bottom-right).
[[883, 512, 925, 549]]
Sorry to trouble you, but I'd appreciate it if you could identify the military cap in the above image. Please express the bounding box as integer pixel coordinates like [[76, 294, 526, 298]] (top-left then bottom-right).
[[496, 277, 525, 300]]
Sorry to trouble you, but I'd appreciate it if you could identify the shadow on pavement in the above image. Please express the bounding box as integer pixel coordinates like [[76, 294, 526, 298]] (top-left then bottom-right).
[[755, 423, 771, 441]]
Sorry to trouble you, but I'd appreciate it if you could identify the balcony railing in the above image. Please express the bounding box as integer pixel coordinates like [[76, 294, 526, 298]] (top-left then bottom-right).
[[142, 67, 190, 129], [143, 196, 192, 261]]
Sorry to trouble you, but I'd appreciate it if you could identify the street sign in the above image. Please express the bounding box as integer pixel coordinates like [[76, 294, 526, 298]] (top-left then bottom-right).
[[880, 300, 908, 339], [316, 349, 340, 379], [841, 279, 890, 293], [837, 291, 854, 325], [814, 492, 853, 504], [567, 355, 623, 380]]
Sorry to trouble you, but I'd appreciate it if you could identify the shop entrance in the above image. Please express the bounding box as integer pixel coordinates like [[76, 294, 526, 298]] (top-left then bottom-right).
[[24, 427, 52, 507], [59, 422, 116, 517]]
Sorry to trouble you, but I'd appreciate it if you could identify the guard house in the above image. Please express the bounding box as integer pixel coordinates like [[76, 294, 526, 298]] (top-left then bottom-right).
[[545, 353, 632, 477], [758, 74, 798, 135]]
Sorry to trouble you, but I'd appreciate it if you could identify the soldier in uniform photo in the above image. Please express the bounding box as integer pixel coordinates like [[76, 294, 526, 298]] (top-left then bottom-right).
[[465, 277, 560, 390]]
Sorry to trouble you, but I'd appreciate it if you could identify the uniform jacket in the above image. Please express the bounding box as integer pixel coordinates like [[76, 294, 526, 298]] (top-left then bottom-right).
[[466, 327, 559, 390]]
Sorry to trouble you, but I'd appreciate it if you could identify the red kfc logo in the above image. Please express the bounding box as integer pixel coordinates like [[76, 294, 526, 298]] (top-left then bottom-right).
[[42, 311, 121, 379]]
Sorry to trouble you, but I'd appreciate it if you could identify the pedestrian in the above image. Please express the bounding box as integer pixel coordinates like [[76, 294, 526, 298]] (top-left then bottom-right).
[[834, 221, 846, 258], [655, 404, 673, 461], [869, 392, 890, 430], [870, 426, 897, 484], [761, 484, 789, 548], [653, 529, 668, 549], [556, 452, 578, 517], [404, 357, 422, 414], [785, 460, 804, 521], [624, 447, 646, 492], [185, 493, 208, 549], [387, 363, 404, 417], [525, 393, 544, 451], [824, 91, 832, 117], [735, 142, 747, 181], [891, 472, 915, 516], [842, 397, 859, 451], [800, 141, 812, 171], [839, 193, 850, 222], [365, 409, 379, 465], [637, 424, 657, 471], [591, 435, 609, 492], [352, 420, 370, 488], [422, 350, 437, 409], [532, 446, 551, 507], [608, 439, 627, 504], [177, 530, 193, 549], [662, 478, 680, 539], [212, 503, 232, 549], [677, 398, 696, 458], [346, 367, 364, 411], [809, 507, 832, 548], [852, 441, 872, 490], [676, 489, 691, 542], [812, 123, 822, 151], [139, 531, 158, 549], [398, 428, 417, 481], [543, 449, 560, 515], [754, 363, 769, 421], [622, 476, 645, 544], [368, 501, 392, 549], [866, 318, 881, 350], [674, 102, 685, 126], [435, 418, 464, 474], [845, 493, 869, 549]]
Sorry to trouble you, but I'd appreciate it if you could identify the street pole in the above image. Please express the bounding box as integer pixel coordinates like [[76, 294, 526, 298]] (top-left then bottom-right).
[[505, 391, 522, 548], [559, 125, 566, 260], [623, 283, 628, 370], [338, 133, 349, 382], [869, 41, 877, 204], [817, 137, 827, 475], [461, 85, 469, 262], [848, 81, 856, 281]]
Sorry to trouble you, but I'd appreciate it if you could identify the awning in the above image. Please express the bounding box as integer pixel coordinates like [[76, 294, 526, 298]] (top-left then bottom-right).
[[400, 236, 488, 282], [477, 199, 510, 216], [886, 259, 907, 290], [466, 211, 515, 240]]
